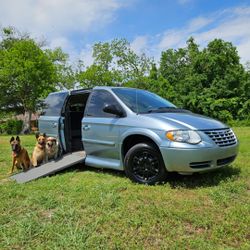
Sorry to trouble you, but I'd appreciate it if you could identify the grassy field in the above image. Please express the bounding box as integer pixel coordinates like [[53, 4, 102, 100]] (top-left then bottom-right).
[[0, 128, 249, 249]]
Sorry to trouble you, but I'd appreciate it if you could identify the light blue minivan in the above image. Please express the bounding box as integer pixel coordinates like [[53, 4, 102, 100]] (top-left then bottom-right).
[[39, 86, 238, 184]]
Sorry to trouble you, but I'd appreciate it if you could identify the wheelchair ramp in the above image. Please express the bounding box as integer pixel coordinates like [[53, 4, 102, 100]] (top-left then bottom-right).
[[11, 151, 86, 184]]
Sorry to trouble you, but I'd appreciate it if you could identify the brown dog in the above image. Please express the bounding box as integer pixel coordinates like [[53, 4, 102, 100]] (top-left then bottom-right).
[[31, 133, 48, 167], [46, 137, 59, 160], [9, 136, 31, 174]]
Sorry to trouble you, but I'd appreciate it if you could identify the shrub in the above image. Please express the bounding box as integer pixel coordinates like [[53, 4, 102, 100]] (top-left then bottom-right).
[[0, 119, 23, 134], [228, 119, 250, 127]]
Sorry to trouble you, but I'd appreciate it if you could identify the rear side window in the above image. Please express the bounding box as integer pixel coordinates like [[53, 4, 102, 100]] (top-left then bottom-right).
[[85, 90, 121, 117], [42, 92, 68, 116]]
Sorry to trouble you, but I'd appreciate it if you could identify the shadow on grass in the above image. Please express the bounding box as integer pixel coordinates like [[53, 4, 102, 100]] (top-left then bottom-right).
[[65, 163, 127, 179], [166, 165, 241, 189], [59, 163, 240, 189]]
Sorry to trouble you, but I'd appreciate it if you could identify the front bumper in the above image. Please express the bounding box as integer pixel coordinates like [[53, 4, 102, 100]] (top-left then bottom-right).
[[160, 143, 239, 173]]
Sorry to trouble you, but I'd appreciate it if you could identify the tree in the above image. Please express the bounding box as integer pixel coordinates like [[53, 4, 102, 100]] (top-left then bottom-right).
[[159, 37, 249, 122], [192, 39, 246, 121], [45, 47, 76, 90], [77, 64, 122, 87], [0, 27, 57, 133], [77, 38, 152, 87], [238, 62, 250, 120]]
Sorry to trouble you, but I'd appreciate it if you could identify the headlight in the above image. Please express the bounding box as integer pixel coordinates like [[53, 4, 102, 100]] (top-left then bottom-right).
[[166, 130, 201, 144]]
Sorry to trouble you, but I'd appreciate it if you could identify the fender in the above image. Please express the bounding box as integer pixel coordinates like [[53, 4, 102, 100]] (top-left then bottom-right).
[[119, 128, 166, 156], [120, 128, 163, 146]]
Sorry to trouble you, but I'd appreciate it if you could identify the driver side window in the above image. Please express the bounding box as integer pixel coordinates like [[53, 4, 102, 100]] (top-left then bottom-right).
[[85, 90, 121, 117]]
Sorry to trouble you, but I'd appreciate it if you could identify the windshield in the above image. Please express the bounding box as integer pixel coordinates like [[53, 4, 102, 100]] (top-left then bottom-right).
[[112, 88, 176, 113]]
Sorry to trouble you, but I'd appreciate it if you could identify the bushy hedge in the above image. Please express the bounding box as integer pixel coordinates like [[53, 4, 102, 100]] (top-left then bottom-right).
[[0, 119, 23, 134], [228, 119, 250, 127]]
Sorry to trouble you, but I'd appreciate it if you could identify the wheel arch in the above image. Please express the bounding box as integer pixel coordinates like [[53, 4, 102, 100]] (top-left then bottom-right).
[[121, 130, 162, 162]]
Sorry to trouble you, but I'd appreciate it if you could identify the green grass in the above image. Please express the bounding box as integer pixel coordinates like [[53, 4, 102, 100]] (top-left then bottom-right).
[[0, 128, 250, 249]]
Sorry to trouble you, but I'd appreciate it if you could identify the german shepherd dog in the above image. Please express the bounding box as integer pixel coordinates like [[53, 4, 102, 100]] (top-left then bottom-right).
[[31, 133, 48, 167], [9, 136, 31, 174]]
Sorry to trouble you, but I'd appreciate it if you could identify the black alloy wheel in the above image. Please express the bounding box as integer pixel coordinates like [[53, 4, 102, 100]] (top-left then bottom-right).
[[124, 143, 167, 184]]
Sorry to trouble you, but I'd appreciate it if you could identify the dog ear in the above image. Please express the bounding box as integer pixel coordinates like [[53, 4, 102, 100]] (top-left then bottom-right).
[[43, 133, 46, 137], [16, 136, 20, 142], [10, 136, 15, 143], [35, 132, 40, 139]]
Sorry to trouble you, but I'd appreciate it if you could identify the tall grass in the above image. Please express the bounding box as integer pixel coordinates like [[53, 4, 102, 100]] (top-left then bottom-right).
[[0, 128, 249, 249]]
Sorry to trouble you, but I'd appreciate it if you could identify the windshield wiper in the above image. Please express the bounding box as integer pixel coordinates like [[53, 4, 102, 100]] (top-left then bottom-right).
[[147, 107, 177, 113], [145, 107, 191, 114]]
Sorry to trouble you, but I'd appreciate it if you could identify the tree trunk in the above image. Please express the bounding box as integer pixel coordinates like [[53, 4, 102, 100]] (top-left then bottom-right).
[[21, 110, 32, 134]]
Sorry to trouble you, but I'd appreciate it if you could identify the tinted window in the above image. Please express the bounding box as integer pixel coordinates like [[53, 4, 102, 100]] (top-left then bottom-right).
[[42, 92, 68, 116], [112, 88, 176, 113], [86, 90, 121, 117]]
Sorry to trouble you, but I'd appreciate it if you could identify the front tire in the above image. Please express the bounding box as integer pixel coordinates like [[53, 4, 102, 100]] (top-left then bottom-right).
[[124, 143, 167, 185]]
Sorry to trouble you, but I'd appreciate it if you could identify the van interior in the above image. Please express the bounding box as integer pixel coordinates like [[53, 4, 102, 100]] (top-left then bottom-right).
[[64, 92, 90, 152]]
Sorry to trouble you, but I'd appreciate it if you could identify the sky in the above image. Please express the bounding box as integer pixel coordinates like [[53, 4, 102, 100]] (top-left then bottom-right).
[[1, 0, 250, 66]]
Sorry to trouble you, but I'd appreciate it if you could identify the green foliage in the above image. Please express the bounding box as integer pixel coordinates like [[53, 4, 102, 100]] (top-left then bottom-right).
[[0, 27, 73, 132], [156, 37, 250, 122], [0, 119, 23, 134], [45, 47, 75, 90], [78, 64, 122, 87], [0, 111, 15, 120], [77, 38, 152, 87], [228, 119, 250, 127], [87, 37, 249, 123], [1, 26, 250, 123], [0, 29, 56, 114]]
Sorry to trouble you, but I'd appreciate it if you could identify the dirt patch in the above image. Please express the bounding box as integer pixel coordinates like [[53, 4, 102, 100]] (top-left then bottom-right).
[[184, 222, 207, 235]]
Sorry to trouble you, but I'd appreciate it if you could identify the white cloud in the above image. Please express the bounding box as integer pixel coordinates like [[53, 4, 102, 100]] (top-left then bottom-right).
[[50, 37, 74, 51], [79, 44, 94, 67], [236, 39, 250, 63], [187, 17, 213, 32], [49, 36, 81, 62], [1, 1, 250, 65], [0, 0, 130, 64], [233, 6, 250, 15], [194, 17, 250, 44], [156, 6, 250, 63], [0, 0, 125, 37], [158, 31, 184, 49], [157, 16, 213, 50], [130, 36, 148, 54]]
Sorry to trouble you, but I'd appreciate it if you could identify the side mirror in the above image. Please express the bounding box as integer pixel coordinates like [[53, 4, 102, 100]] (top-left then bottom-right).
[[103, 104, 125, 117]]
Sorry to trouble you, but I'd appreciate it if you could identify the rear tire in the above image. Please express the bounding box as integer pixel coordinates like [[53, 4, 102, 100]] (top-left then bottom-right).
[[124, 143, 167, 185]]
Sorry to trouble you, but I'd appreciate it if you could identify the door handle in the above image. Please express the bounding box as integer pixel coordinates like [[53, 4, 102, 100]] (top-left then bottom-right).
[[52, 122, 58, 128], [83, 125, 91, 131]]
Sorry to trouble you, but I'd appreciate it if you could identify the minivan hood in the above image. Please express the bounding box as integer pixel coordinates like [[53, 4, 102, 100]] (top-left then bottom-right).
[[143, 112, 227, 130]]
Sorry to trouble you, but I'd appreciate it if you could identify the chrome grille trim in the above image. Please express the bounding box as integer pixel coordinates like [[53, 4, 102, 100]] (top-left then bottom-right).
[[203, 128, 237, 147]]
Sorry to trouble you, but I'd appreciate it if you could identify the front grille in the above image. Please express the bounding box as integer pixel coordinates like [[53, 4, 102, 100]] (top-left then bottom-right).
[[190, 161, 211, 169], [217, 155, 236, 166], [203, 128, 237, 147]]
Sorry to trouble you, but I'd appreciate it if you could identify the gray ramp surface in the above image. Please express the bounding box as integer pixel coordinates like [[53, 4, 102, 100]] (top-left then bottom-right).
[[11, 151, 86, 184]]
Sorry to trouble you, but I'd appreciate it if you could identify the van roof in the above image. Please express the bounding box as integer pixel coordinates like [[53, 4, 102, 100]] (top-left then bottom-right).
[[49, 86, 136, 95]]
